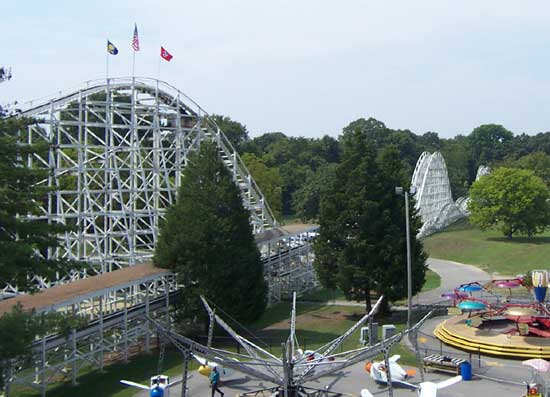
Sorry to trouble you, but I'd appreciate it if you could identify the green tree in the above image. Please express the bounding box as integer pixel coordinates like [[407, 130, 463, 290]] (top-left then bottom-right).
[[340, 117, 423, 173], [467, 124, 513, 182], [506, 152, 550, 186], [292, 163, 337, 221], [0, 304, 86, 390], [241, 153, 282, 217], [240, 132, 287, 157], [314, 135, 427, 310], [241, 133, 341, 217], [468, 167, 550, 238], [0, 117, 76, 290], [154, 142, 267, 324], [440, 135, 470, 199], [210, 114, 249, 150]]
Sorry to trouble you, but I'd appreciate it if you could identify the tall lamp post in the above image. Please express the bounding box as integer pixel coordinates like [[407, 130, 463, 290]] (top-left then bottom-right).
[[395, 186, 416, 328]]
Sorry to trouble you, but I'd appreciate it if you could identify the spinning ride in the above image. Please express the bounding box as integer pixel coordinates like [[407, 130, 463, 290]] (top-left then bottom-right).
[[150, 294, 433, 397], [435, 272, 550, 358]]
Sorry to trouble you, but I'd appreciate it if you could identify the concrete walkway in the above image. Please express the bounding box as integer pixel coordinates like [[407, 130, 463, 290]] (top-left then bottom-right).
[[415, 258, 491, 305], [317, 258, 491, 308]]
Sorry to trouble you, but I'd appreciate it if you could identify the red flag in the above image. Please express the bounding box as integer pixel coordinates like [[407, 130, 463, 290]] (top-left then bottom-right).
[[160, 46, 173, 62]]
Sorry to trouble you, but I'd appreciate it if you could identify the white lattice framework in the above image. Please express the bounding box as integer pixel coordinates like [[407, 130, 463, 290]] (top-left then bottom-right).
[[15, 77, 277, 279], [411, 152, 465, 237]]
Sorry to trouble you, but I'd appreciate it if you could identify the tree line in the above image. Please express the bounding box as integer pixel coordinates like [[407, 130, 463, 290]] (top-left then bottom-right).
[[215, 116, 550, 223]]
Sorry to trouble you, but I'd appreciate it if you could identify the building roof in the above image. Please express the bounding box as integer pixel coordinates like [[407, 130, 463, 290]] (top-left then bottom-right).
[[0, 263, 170, 316]]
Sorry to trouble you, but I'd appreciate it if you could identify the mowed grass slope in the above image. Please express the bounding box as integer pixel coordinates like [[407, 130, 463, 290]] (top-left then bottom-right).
[[423, 220, 550, 275]]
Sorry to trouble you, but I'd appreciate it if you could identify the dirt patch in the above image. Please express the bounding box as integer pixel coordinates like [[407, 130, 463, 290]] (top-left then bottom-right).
[[264, 309, 355, 330]]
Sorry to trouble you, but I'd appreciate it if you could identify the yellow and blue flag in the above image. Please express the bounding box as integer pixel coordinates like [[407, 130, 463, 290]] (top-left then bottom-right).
[[107, 40, 119, 55]]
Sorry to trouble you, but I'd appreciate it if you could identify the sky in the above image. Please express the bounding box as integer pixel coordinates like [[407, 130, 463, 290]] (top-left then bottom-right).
[[2, 0, 550, 138]]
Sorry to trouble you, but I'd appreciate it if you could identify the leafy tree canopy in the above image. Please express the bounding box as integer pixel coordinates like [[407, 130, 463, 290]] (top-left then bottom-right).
[[468, 167, 550, 238], [467, 124, 513, 182], [0, 304, 86, 389], [210, 114, 249, 150], [241, 152, 283, 217], [154, 141, 267, 325], [241, 133, 340, 216], [292, 163, 337, 221], [499, 151, 550, 186]]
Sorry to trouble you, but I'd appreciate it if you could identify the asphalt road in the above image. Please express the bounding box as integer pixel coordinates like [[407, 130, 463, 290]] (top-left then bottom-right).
[[415, 258, 490, 305], [130, 359, 525, 397]]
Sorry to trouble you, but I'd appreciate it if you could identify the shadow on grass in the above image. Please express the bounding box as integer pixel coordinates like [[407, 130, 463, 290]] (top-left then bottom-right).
[[250, 301, 326, 331], [14, 350, 188, 397], [486, 236, 550, 244]]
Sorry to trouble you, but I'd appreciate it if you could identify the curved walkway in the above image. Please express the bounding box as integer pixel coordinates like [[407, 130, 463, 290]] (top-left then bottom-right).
[[416, 258, 490, 305]]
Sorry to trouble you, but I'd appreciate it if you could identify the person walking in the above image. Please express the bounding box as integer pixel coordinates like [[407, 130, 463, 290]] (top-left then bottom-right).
[[210, 366, 224, 397]]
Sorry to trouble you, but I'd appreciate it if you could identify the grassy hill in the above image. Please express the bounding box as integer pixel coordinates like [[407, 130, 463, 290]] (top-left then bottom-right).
[[423, 219, 550, 276]]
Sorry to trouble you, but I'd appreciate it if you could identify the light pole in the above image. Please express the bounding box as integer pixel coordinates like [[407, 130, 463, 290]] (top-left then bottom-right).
[[395, 186, 416, 328]]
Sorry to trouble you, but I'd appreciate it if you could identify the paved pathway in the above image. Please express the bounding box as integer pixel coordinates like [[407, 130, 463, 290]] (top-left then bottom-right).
[[415, 258, 491, 305], [133, 359, 524, 397], [322, 258, 491, 308]]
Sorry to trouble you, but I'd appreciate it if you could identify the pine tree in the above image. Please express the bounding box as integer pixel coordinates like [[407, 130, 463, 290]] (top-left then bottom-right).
[[314, 126, 427, 310], [154, 141, 267, 324], [0, 117, 75, 290]]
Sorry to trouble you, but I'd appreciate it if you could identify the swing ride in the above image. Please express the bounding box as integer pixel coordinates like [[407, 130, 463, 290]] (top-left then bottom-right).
[[139, 293, 434, 397]]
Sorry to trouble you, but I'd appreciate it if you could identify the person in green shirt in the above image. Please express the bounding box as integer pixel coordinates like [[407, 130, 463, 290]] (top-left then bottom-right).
[[210, 366, 224, 397]]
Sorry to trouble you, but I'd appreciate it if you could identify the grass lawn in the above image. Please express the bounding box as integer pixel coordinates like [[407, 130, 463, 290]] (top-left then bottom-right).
[[298, 270, 440, 305], [423, 219, 550, 276], [13, 350, 199, 397], [19, 303, 419, 397], [422, 269, 441, 292]]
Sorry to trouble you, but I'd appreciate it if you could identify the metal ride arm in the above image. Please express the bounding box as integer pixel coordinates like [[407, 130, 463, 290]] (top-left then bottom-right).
[[148, 316, 281, 384], [288, 292, 298, 360], [300, 310, 433, 384], [295, 295, 384, 381], [200, 296, 283, 381], [200, 296, 280, 361]]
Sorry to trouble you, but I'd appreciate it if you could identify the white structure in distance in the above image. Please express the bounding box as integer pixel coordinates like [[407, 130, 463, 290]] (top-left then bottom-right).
[[411, 152, 466, 237], [456, 165, 490, 216]]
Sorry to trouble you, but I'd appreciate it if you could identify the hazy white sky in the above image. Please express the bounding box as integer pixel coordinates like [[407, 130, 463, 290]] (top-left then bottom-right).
[[2, 1, 550, 138]]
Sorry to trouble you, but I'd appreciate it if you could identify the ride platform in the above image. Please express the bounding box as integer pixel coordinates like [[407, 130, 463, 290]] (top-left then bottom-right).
[[435, 315, 550, 359]]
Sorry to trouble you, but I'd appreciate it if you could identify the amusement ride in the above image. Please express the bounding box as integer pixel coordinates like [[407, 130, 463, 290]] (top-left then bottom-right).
[[436, 270, 550, 358], [129, 293, 434, 397]]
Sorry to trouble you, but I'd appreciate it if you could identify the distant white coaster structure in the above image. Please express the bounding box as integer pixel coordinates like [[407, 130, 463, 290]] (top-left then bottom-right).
[[13, 77, 277, 274], [411, 152, 465, 237], [456, 165, 490, 217]]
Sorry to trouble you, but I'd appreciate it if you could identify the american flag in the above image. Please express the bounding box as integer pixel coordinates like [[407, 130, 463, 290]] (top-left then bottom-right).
[[132, 24, 140, 51]]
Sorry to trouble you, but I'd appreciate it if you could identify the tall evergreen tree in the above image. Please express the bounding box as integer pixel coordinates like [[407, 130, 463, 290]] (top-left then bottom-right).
[[314, 128, 427, 310], [0, 117, 75, 290], [154, 141, 267, 324]]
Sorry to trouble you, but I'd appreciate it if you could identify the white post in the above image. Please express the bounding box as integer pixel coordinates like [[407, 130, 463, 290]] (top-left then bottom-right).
[[123, 290, 129, 363], [405, 192, 412, 329]]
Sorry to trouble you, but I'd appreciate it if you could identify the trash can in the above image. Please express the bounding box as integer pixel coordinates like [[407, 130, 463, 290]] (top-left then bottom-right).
[[460, 362, 472, 381]]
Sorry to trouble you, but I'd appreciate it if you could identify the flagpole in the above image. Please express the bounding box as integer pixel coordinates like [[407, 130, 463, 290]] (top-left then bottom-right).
[[157, 54, 161, 82], [106, 43, 109, 83], [132, 50, 136, 78]]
